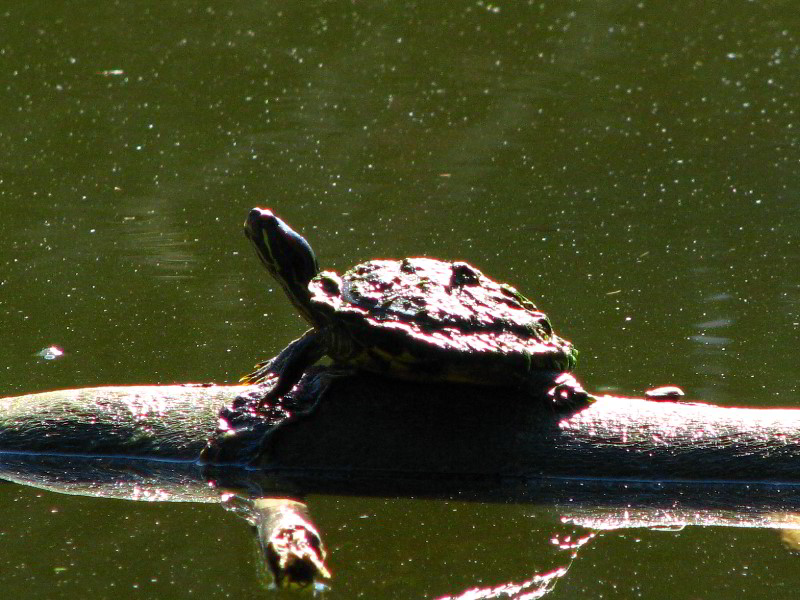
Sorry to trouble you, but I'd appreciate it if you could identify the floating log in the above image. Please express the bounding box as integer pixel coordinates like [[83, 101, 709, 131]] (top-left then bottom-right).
[[264, 373, 800, 484], [2, 372, 800, 483], [0, 384, 238, 460]]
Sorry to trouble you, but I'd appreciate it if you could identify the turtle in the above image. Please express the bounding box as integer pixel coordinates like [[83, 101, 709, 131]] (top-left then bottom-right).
[[241, 207, 593, 410]]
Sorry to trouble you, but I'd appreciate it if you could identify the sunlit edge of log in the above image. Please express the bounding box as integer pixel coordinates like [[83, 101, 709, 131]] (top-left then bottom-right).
[[0, 384, 247, 460]]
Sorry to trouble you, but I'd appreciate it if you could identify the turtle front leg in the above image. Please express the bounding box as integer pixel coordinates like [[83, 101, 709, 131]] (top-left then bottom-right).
[[241, 329, 327, 405]]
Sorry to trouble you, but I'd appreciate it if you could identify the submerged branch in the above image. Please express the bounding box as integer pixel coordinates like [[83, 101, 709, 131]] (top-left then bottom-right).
[[252, 498, 330, 588]]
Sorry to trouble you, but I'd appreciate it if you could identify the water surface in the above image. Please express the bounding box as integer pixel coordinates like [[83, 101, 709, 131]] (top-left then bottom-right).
[[1, 1, 799, 598]]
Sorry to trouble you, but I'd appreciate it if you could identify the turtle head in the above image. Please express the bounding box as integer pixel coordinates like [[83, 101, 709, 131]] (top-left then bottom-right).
[[245, 208, 320, 324]]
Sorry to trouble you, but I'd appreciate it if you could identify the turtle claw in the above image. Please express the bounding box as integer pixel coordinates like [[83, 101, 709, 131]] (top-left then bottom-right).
[[240, 363, 276, 385], [546, 373, 594, 412]]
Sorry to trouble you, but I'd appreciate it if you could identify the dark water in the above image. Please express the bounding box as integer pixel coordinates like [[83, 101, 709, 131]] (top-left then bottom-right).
[[1, 1, 799, 598]]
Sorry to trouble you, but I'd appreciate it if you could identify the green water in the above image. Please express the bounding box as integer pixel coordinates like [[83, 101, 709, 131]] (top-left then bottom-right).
[[1, 1, 799, 598]]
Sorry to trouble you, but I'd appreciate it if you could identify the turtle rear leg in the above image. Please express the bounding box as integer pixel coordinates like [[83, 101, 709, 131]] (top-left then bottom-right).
[[545, 372, 595, 411], [527, 372, 594, 412], [241, 329, 326, 405]]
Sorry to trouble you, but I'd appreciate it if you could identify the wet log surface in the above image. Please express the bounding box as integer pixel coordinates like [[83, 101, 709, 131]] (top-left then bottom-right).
[[0, 384, 240, 460], [265, 374, 800, 483], [2, 372, 800, 483]]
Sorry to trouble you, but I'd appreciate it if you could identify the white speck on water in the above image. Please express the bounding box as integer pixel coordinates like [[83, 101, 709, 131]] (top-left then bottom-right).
[[36, 346, 65, 360]]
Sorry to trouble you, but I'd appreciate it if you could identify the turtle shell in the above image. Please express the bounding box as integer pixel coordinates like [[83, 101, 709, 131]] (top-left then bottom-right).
[[306, 257, 577, 382]]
